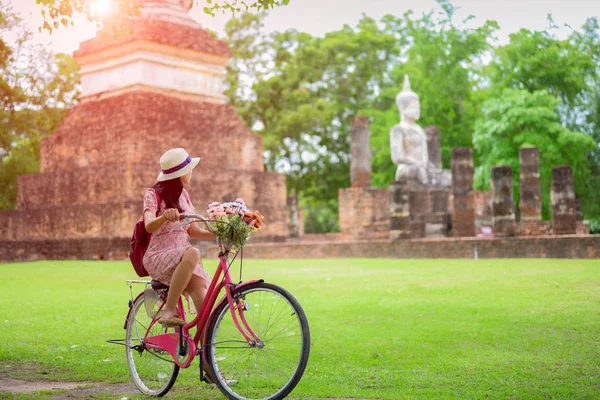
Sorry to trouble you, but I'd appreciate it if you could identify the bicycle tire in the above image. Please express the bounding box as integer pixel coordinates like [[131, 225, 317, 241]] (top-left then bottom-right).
[[125, 293, 180, 396], [204, 282, 310, 400]]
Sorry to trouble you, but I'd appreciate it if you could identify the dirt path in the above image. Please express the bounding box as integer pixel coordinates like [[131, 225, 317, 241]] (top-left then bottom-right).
[[0, 377, 138, 398], [0, 378, 368, 400]]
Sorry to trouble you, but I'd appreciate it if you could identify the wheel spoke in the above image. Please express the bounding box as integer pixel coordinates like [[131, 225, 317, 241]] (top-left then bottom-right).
[[207, 283, 309, 400], [125, 294, 179, 396]]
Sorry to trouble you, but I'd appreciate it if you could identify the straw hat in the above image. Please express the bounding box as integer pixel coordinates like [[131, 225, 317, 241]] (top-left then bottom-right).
[[157, 148, 200, 182]]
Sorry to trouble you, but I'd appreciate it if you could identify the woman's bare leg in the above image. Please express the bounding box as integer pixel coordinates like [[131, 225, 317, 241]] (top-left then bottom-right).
[[163, 247, 201, 313], [186, 274, 208, 315]]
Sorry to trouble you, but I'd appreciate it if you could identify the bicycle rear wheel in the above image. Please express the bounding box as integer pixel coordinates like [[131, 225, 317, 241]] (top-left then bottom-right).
[[205, 282, 310, 400], [125, 291, 179, 396]]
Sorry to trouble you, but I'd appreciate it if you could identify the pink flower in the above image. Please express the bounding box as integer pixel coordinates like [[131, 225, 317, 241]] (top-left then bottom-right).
[[208, 201, 220, 207], [235, 198, 246, 206]]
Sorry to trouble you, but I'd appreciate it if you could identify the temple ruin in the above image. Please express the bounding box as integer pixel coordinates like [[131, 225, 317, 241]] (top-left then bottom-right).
[[0, 0, 287, 261]]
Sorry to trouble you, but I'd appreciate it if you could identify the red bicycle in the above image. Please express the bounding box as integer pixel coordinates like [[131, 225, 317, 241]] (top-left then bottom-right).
[[111, 213, 310, 399]]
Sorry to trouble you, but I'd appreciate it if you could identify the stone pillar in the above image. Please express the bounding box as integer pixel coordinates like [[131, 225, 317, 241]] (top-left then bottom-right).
[[519, 147, 542, 221], [425, 189, 450, 237], [350, 116, 371, 187], [473, 191, 492, 229], [451, 148, 475, 237], [287, 194, 301, 240], [390, 182, 411, 240], [491, 165, 516, 236], [551, 166, 577, 234], [425, 125, 442, 170]]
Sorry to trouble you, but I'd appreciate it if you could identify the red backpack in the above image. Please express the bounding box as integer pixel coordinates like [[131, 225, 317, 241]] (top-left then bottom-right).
[[129, 190, 161, 277]]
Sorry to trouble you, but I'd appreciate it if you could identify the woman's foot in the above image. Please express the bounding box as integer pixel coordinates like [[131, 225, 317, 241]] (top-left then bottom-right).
[[158, 309, 185, 327]]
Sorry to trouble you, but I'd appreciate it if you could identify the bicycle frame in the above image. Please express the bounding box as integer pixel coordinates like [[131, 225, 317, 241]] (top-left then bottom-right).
[[141, 240, 264, 369]]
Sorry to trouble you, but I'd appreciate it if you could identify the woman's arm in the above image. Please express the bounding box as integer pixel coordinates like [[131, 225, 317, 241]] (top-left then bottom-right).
[[144, 211, 166, 233], [144, 209, 180, 233], [188, 222, 216, 241]]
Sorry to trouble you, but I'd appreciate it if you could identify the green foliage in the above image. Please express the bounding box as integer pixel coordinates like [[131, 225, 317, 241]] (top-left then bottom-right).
[[487, 24, 600, 218], [0, 138, 40, 209], [35, 0, 289, 34], [490, 29, 594, 107], [378, 11, 498, 166], [224, 12, 399, 205], [367, 9, 498, 188], [0, 5, 80, 209], [473, 89, 596, 219], [223, 7, 600, 225], [301, 199, 340, 234], [586, 218, 600, 234], [225, 7, 499, 229]]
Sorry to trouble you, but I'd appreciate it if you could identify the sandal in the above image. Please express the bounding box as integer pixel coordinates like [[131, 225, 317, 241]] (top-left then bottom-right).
[[157, 311, 185, 327]]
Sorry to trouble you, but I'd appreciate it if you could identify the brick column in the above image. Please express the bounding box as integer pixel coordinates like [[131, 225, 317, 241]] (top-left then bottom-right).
[[473, 191, 492, 229], [451, 148, 475, 237], [390, 182, 411, 240], [350, 116, 371, 187], [551, 166, 577, 234], [519, 147, 541, 221], [491, 165, 516, 236], [425, 125, 442, 170], [287, 194, 301, 239], [425, 189, 450, 237]]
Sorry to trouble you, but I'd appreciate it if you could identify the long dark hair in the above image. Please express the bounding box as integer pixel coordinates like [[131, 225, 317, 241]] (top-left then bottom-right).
[[152, 178, 184, 212]]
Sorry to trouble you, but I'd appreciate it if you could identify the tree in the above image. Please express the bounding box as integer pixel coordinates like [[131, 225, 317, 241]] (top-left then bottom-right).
[[487, 23, 600, 219], [472, 89, 596, 219], [223, 2, 600, 230], [367, 8, 498, 187], [0, 5, 80, 208], [35, 0, 289, 34], [224, 13, 398, 232], [489, 28, 595, 127]]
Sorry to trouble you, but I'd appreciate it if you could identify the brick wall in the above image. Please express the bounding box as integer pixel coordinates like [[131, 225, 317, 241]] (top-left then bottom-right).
[[339, 187, 390, 239], [208, 235, 600, 260], [2, 235, 597, 263], [41, 92, 264, 174], [0, 238, 131, 263], [1, 168, 286, 241], [1, 89, 288, 243]]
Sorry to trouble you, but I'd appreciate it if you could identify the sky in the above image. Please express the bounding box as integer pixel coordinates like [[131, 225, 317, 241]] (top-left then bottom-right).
[[6, 0, 600, 55]]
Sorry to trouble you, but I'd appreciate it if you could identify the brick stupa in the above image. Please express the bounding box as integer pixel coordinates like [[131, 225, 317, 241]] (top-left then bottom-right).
[[0, 0, 286, 260]]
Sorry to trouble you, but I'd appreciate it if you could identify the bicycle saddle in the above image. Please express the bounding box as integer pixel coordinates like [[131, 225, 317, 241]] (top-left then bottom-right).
[[151, 280, 169, 291]]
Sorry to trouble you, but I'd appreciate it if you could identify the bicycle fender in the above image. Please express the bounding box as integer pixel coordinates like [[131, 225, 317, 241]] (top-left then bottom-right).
[[201, 279, 264, 348], [123, 291, 145, 329]]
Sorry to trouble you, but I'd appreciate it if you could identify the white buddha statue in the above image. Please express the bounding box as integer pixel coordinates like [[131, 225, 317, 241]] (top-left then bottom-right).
[[390, 75, 450, 187]]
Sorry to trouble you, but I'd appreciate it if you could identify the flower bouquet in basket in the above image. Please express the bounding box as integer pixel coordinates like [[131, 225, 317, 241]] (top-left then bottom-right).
[[206, 198, 264, 251]]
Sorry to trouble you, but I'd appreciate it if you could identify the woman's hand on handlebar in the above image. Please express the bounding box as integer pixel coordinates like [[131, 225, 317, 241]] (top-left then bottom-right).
[[162, 208, 180, 222]]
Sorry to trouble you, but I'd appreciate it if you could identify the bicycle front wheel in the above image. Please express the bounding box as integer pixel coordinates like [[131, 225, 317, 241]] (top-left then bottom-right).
[[125, 292, 179, 396], [205, 282, 310, 400]]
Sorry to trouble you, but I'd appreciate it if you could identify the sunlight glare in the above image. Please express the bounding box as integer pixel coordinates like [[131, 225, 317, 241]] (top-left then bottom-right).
[[93, 0, 113, 17]]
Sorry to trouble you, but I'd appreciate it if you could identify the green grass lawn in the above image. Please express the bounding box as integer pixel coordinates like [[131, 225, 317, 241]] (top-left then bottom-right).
[[0, 258, 599, 399]]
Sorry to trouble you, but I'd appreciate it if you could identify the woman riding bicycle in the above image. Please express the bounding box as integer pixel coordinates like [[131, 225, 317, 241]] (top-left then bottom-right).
[[143, 148, 215, 327]]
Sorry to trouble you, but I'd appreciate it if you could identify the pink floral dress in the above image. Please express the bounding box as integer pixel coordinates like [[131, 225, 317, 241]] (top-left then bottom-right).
[[142, 188, 210, 288]]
